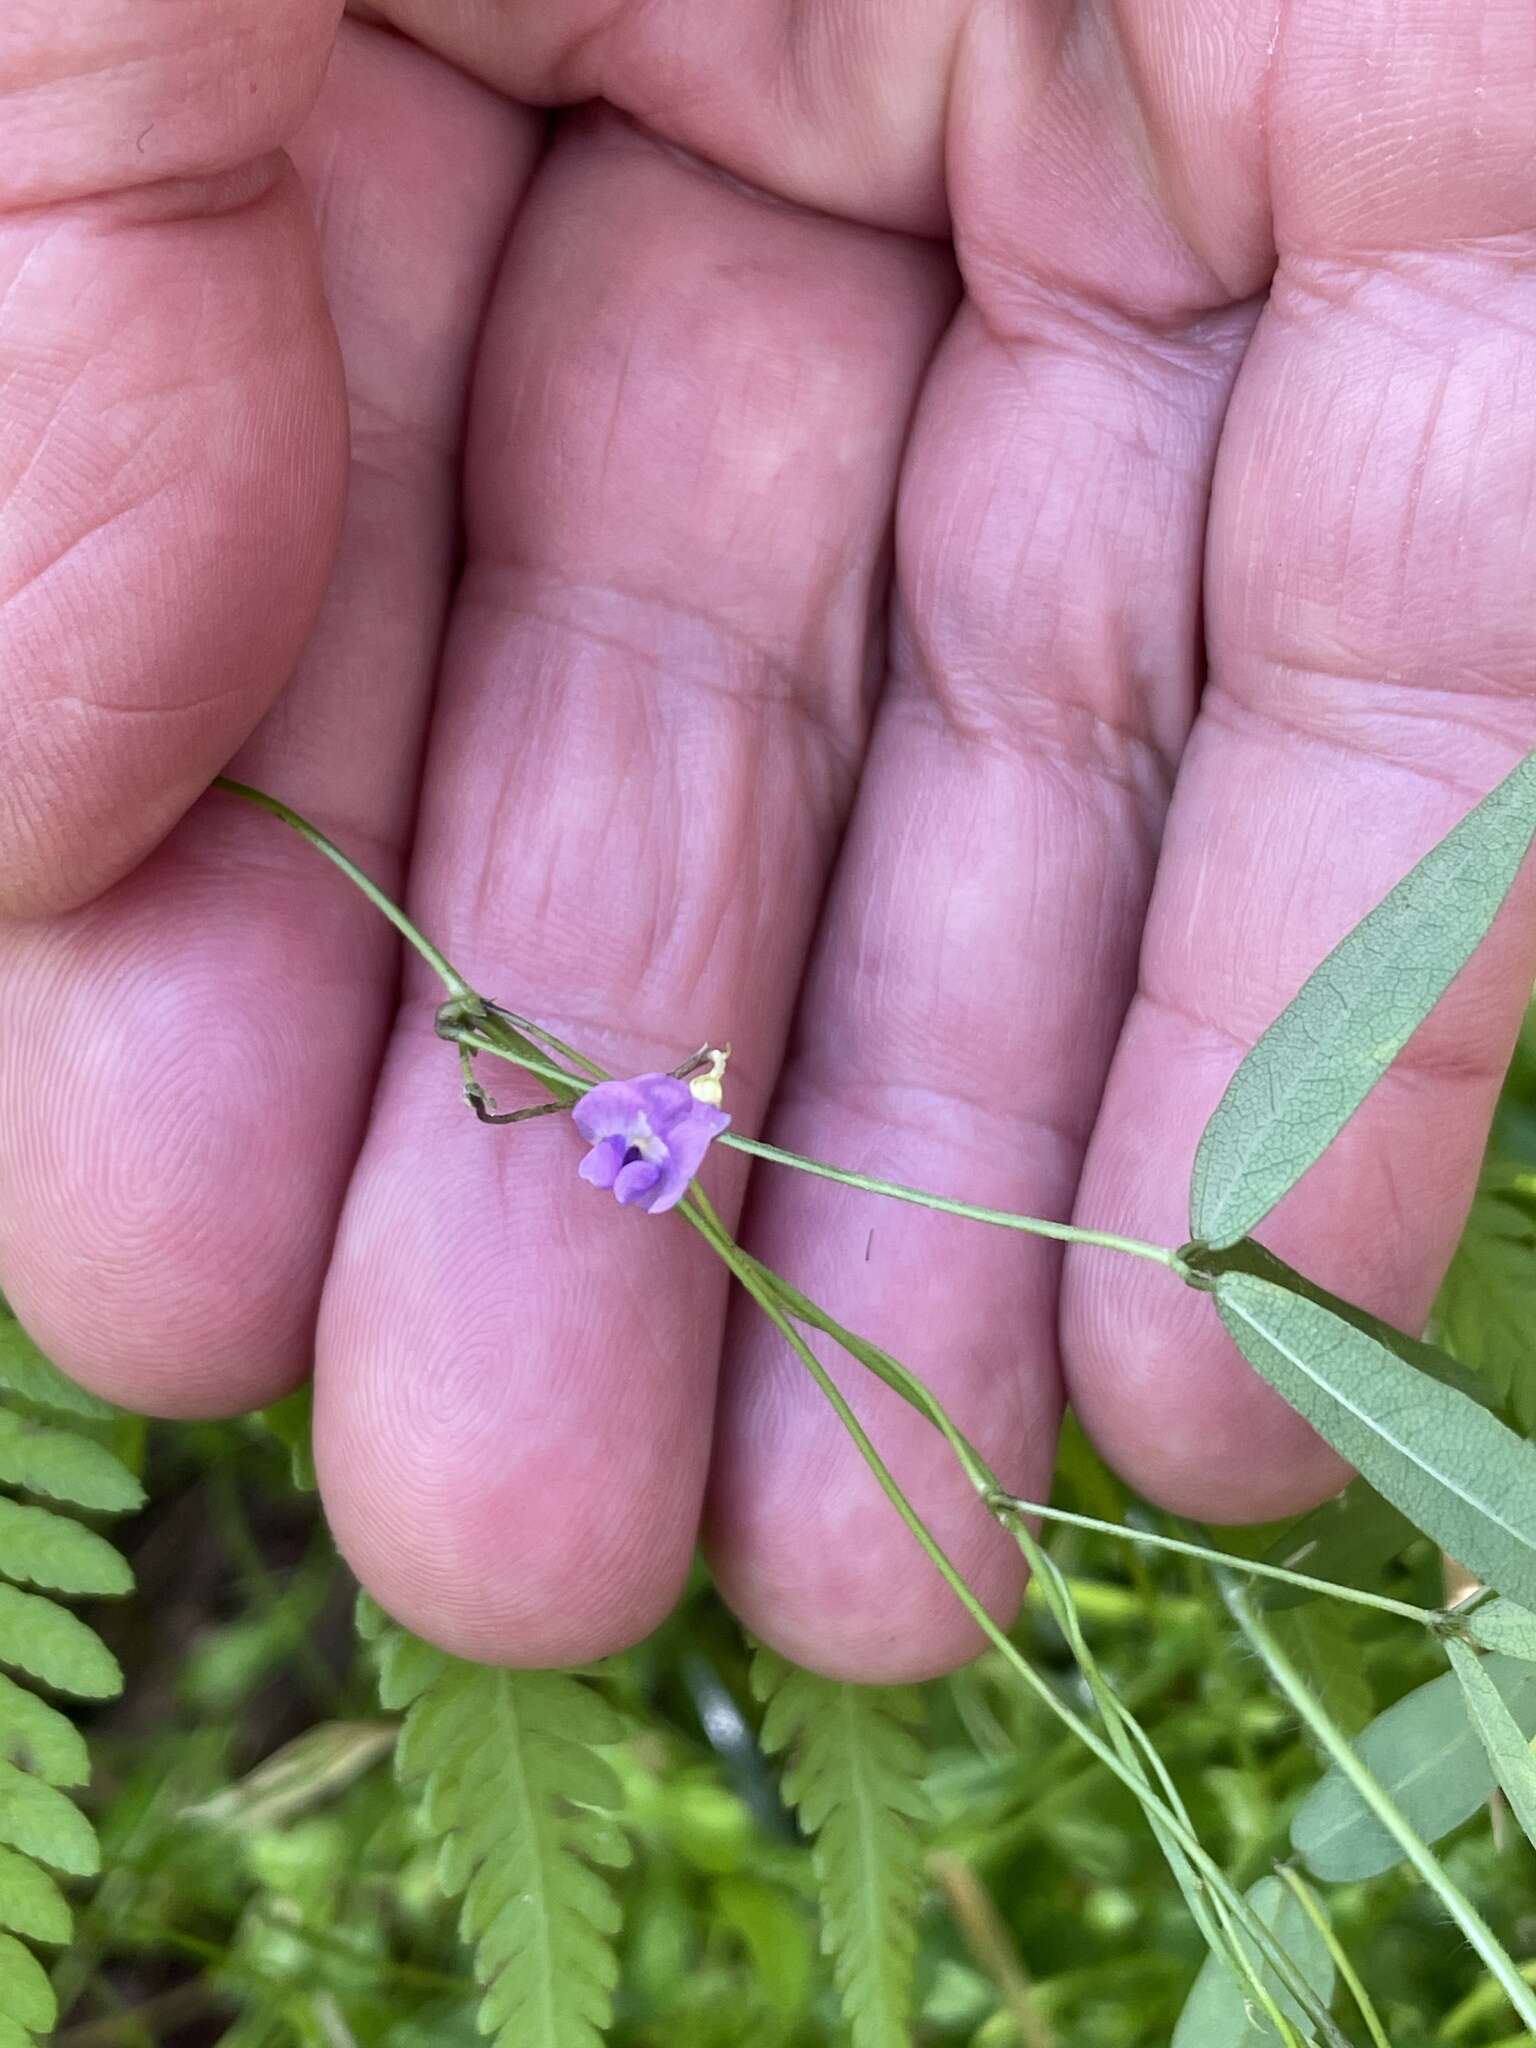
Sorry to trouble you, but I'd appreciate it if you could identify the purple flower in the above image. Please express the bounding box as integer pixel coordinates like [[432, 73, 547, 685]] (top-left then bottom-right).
[[573, 1073, 731, 1214]]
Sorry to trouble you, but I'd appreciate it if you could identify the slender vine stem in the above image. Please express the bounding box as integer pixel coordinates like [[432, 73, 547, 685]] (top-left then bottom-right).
[[716, 1133, 1186, 1271], [1277, 1867, 1392, 2048], [215, 778, 472, 998], [985, 1493, 1438, 1627], [219, 779, 1190, 1273], [683, 1197, 1344, 2044], [217, 775, 1509, 2040], [458, 1018, 1185, 1269], [1222, 1578, 1536, 2037]]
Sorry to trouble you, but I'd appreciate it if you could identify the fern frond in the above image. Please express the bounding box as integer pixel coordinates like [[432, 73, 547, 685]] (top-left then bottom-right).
[[752, 1648, 931, 2048], [362, 1602, 631, 2048], [0, 1309, 138, 2042]]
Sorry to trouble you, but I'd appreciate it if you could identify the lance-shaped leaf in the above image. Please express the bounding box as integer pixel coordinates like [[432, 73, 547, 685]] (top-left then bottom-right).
[[1217, 1274, 1536, 1610], [1466, 1598, 1536, 1662], [1187, 1237, 1493, 1408], [1445, 1639, 1536, 1855], [1293, 1655, 1536, 1879], [1191, 750, 1536, 1249]]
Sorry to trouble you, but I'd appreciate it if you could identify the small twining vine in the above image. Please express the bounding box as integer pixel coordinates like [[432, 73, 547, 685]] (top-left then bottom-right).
[[6, 752, 1536, 2044]]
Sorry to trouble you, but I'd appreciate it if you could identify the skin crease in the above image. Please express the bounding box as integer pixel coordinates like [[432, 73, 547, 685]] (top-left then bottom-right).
[[0, 1, 1533, 1679]]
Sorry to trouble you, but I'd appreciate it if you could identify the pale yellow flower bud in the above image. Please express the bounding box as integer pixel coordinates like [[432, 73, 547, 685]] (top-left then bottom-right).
[[688, 1046, 730, 1108]]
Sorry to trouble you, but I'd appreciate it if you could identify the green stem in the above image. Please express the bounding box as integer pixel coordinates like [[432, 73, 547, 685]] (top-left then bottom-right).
[[453, 1030, 586, 1095], [1222, 1578, 1536, 2036], [215, 778, 471, 997], [220, 778, 1184, 1272], [1277, 1867, 1392, 2048], [718, 1132, 1185, 1270], [463, 1033, 1182, 1269], [683, 1197, 1341, 2041], [991, 1499, 1313, 2042], [985, 1493, 1437, 1627]]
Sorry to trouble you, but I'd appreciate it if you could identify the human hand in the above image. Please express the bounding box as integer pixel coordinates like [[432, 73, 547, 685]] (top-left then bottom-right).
[[3, 1, 1533, 1680]]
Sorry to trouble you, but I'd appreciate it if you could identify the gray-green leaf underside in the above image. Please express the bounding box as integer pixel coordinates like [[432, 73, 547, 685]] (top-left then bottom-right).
[[1191, 751, 1536, 1249]]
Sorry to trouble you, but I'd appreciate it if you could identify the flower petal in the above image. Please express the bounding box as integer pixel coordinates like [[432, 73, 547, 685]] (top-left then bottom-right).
[[644, 1104, 732, 1214], [571, 1077, 650, 1145], [633, 1074, 698, 1134], [614, 1158, 663, 1206], [578, 1135, 627, 1190]]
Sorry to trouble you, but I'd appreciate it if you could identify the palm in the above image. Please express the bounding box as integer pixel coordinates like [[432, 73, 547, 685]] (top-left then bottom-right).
[[3, 3, 1532, 1678]]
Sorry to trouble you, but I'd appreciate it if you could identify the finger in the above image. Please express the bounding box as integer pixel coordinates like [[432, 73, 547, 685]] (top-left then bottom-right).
[[361, 0, 964, 231], [315, 111, 955, 1665], [1062, 0, 1536, 1521], [0, 27, 538, 1411], [0, 0, 345, 914], [707, 7, 1271, 1681]]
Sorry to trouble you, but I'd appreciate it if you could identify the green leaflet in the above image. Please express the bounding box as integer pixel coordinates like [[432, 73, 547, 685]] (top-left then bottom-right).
[[0, 1930, 55, 2033], [0, 1760, 99, 1876], [1216, 1274, 1536, 1611], [0, 1410, 143, 1514], [1172, 1875, 1335, 2045], [368, 1616, 629, 2048], [0, 1847, 69, 1946], [0, 1582, 120, 1698], [1269, 1606, 1372, 1738], [375, 1628, 451, 1711], [1188, 1237, 1493, 1408], [1466, 1598, 1536, 1662], [1291, 1655, 1536, 1880], [1190, 749, 1536, 1249], [0, 1497, 132, 1598], [752, 1649, 930, 2048], [1199, 1242, 1481, 1605], [1445, 1639, 1536, 1855], [0, 1676, 88, 1787], [0, 1321, 114, 1422], [0, 1315, 136, 2040], [255, 1386, 317, 1493]]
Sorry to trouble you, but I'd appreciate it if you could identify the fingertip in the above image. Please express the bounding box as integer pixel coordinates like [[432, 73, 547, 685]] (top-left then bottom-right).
[[713, 1539, 1021, 1687], [0, 817, 394, 1420], [313, 1063, 723, 1672], [707, 1356, 1029, 1685], [315, 1335, 703, 1668], [330, 1468, 697, 1671]]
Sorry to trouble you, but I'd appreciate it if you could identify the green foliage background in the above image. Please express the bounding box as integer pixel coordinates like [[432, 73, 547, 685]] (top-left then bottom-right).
[[8, 1013, 1536, 2046]]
